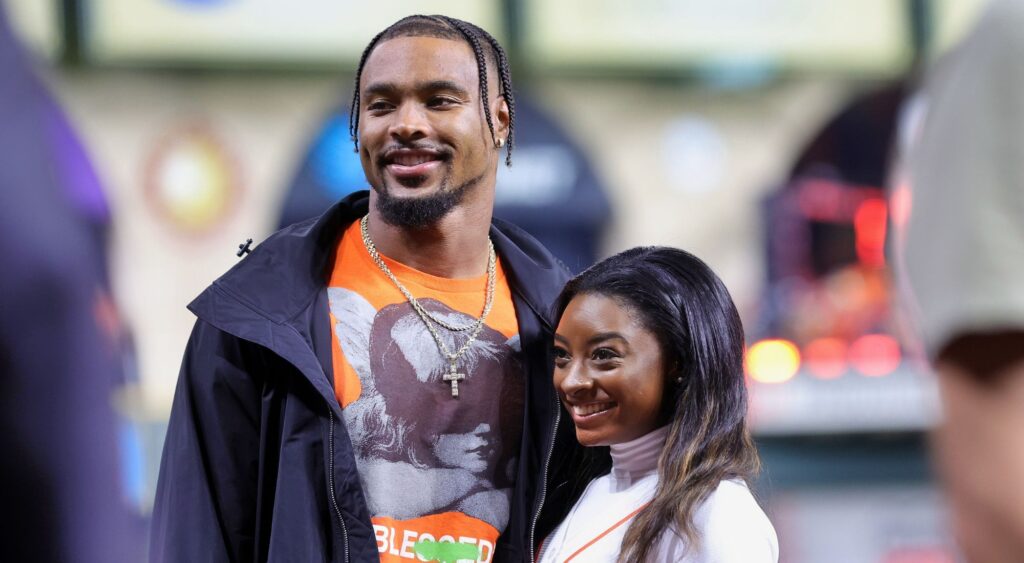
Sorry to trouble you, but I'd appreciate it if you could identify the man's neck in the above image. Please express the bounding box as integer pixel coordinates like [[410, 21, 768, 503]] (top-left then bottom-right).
[[363, 195, 495, 279]]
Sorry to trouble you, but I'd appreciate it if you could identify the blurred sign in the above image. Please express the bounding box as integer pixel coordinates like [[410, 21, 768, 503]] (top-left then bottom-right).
[[744, 82, 943, 436], [748, 364, 940, 435], [143, 122, 240, 235], [85, 0, 503, 65], [523, 0, 910, 74]]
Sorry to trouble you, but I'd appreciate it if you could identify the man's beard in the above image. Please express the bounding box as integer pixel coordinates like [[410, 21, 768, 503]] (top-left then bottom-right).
[[374, 171, 484, 229]]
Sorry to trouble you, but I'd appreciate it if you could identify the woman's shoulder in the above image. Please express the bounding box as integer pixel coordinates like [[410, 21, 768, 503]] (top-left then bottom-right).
[[655, 479, 778, 562], [699, 480, 775, 534]]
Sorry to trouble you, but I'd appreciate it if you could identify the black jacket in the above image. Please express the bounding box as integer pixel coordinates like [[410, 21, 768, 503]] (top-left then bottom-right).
[[150, 192, 585, 562]]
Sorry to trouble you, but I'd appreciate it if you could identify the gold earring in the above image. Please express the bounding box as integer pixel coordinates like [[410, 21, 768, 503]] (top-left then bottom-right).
[[495, 138, 505, 148]]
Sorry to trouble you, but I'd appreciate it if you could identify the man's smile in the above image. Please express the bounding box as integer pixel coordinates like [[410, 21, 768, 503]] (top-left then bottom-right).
[[381, 147, 447, 185]]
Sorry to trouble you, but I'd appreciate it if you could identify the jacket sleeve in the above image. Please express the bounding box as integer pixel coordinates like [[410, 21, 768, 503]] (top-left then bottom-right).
[[149, 319, 264, 563]]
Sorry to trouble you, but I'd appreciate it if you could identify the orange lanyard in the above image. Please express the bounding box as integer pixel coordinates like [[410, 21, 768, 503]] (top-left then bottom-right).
[[538, 502, 650, 563]]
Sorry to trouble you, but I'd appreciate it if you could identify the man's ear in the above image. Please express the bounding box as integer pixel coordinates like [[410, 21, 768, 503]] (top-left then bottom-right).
[[494, 96, 510, 143]]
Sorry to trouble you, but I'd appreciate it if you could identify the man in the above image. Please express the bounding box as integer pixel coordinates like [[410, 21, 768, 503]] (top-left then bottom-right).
[[898, 1, 1024, 561], [151, 15, 583, 562]]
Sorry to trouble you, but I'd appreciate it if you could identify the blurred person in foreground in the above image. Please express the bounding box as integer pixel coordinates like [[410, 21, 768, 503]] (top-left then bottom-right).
[[899, 1, 1024, 561], [151, 14, 585, 562], [0, 5, 137, 563], [538, 247, 777, 562]]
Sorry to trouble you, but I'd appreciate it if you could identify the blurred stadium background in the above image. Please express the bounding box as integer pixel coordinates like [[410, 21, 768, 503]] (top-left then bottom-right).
[[3, 1, 994, 560]]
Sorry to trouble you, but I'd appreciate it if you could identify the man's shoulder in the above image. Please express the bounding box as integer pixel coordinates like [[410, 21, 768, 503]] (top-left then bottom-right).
[[490, 218, 572, 322], [491, 217, 571, 282], [192, 195, 367, 324]]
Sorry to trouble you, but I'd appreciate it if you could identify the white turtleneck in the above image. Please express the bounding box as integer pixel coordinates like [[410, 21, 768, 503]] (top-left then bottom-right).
[[537, 426, 778, 563]]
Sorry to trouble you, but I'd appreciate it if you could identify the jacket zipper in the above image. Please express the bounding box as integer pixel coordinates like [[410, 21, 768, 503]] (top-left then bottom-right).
[[529, 393, 561, 562], [327, 410, 351, 563]]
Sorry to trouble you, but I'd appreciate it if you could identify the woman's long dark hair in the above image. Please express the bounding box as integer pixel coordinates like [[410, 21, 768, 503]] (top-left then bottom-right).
[[554, 246, 760, 561]]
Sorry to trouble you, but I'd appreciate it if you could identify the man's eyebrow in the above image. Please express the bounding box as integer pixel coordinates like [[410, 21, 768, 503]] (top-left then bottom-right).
[[362, 81, 398, 97], [416, 80, 470, 96], [362, 80, 471, 98]]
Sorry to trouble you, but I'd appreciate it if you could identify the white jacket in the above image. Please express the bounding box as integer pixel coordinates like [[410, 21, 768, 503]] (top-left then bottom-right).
[[537, 426, 778, 562]]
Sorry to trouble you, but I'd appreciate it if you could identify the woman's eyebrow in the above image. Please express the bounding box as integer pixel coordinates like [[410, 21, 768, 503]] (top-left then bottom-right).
[[553, 332, 629, 346], [586, 332, 627, 346]]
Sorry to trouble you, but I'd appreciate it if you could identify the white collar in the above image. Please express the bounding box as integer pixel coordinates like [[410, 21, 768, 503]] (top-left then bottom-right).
[[608, 425, 670, 486]]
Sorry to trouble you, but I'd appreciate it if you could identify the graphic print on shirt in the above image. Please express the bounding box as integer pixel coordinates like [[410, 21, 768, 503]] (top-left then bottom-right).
[[329, 286, 524, 562]]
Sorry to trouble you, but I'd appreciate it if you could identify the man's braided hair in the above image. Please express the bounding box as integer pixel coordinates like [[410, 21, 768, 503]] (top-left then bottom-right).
[[348, 15, 516, 166]]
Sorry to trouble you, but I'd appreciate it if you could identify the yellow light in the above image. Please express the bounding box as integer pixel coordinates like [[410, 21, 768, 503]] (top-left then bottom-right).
[[745, 339, 801, 384]]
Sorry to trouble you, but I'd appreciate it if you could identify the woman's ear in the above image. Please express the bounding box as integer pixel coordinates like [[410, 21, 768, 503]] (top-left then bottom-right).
[[668, 361, 683, 385]]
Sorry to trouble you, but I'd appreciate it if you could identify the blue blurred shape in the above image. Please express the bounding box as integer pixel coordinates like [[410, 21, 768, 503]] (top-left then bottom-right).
[[278, 107, 369, 228], [310, 114, 366, 199], [119, 421, 146, 509]]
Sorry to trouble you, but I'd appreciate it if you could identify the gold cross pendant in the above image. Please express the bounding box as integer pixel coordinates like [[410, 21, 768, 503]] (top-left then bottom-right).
[[443, 366, 465, 398]]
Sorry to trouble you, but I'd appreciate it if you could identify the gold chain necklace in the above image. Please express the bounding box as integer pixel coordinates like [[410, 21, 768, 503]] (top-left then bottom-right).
[[360, 215, 496, 397]]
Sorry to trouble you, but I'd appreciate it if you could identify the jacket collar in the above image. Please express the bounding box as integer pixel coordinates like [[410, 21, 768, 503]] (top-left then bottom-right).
[[192, 192, 364, 328], [193, 191, 566, 330], [188, 190, 569, 411]]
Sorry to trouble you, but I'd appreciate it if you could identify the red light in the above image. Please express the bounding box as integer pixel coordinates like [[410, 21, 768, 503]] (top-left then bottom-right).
[[745, 339, 801, 384], [796, 178, 885, 222], [804, 337, 848, 379], [854, 198, 888, 268], [849, 334, 901, 376]]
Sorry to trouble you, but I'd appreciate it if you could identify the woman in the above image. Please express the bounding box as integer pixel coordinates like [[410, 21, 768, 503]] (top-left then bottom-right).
[[538, 247, 777, 562]]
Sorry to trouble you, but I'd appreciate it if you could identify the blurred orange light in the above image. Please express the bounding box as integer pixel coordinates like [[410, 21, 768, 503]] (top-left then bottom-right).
[[804, 337, 848, 379], [745, 339, 801, 384], [849, 334, 901, 377]]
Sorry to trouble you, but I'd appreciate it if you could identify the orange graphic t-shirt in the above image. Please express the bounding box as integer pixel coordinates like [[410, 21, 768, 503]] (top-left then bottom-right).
[[327, 220, 524, 563]]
